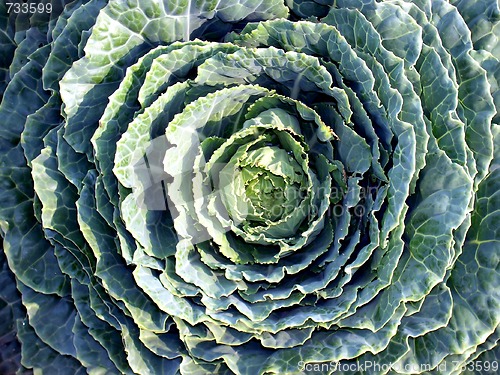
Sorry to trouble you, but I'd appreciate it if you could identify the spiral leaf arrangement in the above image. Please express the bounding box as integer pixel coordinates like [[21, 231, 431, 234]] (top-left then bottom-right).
[[0, 0, 498, 374]]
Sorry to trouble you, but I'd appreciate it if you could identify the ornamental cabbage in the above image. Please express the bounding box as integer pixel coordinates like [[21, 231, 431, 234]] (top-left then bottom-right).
[[0, 0, 499, 374]]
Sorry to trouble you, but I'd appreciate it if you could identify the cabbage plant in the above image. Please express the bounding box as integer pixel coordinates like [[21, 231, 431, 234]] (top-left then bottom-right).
[[0, 0, 499, 374]]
